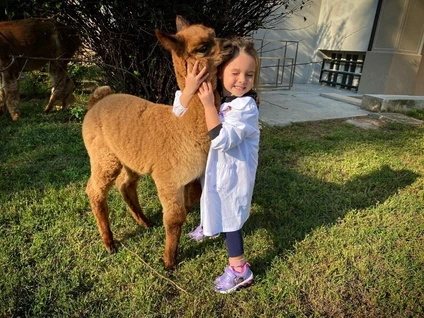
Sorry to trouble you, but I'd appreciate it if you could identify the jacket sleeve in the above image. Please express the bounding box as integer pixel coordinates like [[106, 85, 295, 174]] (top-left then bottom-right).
[[211, 97, 259, 151], [172, 90, 187, 117]]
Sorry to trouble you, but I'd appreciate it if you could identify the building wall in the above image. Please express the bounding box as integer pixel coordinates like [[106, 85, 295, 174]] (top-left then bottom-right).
[[252, 0, 379, 85]]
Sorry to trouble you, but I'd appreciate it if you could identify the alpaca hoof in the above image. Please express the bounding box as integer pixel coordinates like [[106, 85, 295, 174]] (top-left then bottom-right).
[[136, 216, 151, 229], [11, 113, 20, 121], [164, 259, 177, 272], [105, 241, 117, 254], [144, 219, 152, 229]]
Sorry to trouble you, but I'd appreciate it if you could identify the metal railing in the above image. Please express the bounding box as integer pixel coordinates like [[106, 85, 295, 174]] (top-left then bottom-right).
[[253, 39, 299, 89], [319, 52, 365, 91]]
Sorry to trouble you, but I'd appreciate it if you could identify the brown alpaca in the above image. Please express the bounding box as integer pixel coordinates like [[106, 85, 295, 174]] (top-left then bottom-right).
[[82, 16, 222, 270], [0, 18, 80, 121]]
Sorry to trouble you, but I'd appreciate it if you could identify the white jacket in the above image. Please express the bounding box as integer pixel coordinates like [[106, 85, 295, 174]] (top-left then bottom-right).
[[173, 91, 260, 235]]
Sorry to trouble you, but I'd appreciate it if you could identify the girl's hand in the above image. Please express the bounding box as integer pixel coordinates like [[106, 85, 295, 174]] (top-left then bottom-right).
[[185, 61, 208, 96], [199, 81, 220, 130], [197, 82, 215, 109], [179, 61, 208, 107]]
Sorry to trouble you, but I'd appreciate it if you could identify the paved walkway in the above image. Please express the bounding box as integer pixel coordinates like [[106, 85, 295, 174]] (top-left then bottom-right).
[[258, 84, 370, 126]]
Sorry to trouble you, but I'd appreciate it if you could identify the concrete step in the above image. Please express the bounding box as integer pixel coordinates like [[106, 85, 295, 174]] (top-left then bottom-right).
[[319, 93, 362, 106], [360, 94, 424, 112]]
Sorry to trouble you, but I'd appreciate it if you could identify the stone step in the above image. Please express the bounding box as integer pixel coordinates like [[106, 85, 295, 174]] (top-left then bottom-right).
[[360, 94, 424, 112], [368, 112, 424, 125], [346, 112, 423, 130]]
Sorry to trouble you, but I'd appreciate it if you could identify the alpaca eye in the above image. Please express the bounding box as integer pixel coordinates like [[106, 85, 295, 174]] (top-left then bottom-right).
[[194, 44, 210, 55]]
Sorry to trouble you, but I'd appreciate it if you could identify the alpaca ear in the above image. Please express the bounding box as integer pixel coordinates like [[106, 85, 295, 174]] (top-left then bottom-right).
[[176, 15, 190, 32], [155, 30, 184, 54]]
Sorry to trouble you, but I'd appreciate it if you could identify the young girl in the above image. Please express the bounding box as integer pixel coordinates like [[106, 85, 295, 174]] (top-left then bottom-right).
[[173, 37, 260, 293]]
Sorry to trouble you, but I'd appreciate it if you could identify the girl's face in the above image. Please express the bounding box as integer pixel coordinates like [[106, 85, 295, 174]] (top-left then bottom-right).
[[220, 52, 256, 97]]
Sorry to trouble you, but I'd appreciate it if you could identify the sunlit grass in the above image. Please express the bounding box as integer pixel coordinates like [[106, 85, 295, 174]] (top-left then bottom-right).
[[1, 97, 423, 317]]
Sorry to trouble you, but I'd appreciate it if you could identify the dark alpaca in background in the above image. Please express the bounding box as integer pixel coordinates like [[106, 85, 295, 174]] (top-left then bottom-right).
[[0, 18, 80, 121]]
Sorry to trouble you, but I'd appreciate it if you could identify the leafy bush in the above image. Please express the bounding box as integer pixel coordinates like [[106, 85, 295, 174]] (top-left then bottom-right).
[[3, 0, 311, 104], [69, 105, 87, 122], [68, 63, 103, 84], [19, 71, 50, 99]]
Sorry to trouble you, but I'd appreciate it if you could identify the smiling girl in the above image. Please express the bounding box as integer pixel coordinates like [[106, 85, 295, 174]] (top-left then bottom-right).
[[173, 37, 260, 293]]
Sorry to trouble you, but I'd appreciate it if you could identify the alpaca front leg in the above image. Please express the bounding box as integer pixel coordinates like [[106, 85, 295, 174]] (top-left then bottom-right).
[[164, 216, 184, 270], [156, 184, 186, 270]]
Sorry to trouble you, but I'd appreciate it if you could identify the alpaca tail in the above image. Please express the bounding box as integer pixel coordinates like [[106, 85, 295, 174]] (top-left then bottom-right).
[[87, 86, 112, 109]]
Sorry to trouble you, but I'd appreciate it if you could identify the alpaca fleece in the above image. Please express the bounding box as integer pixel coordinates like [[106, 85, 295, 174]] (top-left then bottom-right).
[[82, 16, 222, 270]]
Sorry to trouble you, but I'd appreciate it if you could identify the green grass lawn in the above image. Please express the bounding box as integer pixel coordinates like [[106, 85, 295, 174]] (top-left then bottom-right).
[[1, 97, 423, 317]]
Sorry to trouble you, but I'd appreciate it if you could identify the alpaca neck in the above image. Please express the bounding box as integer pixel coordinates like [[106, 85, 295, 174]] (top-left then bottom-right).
[[183, 95, 208, 132], [183, 91, 221, 128]]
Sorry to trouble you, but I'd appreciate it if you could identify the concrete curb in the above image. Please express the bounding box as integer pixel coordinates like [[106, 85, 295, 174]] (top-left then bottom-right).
[[361, 95, 424, 112]]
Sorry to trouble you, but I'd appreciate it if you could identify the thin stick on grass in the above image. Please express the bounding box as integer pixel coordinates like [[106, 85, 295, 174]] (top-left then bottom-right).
[[119, 241, 189, 294]]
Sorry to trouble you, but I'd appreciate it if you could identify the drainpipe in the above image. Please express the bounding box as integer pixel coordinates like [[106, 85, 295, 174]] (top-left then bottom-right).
[[367, 0, 384, 51]]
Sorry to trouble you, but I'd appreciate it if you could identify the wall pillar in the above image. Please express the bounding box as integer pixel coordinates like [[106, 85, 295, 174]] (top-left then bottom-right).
[[358, 0, 424, 95], [413, 45, 424, 95]]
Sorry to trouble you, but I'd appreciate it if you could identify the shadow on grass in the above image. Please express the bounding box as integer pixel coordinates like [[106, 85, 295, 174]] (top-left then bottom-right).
[[178, 122, 421, 273], [0, 99, 90, 197], [246, 164, 418, 276], [178, 163, 418, 273]]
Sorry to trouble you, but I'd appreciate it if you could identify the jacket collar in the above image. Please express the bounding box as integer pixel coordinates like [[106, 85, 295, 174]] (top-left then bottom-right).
[[220, 90, 258, 104]]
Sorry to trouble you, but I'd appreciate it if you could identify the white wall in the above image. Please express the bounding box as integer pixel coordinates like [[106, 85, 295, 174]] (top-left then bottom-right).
[[252, 0, 379, 84], [315, 0, 378, 52]]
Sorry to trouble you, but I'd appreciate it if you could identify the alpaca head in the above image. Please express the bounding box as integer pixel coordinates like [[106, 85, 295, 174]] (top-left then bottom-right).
[[155, 16, 222, 92]]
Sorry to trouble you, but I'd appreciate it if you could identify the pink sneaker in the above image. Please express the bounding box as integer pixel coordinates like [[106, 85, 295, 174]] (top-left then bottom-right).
[[187, 225, 220, 242], [214, 263, 254, 293]]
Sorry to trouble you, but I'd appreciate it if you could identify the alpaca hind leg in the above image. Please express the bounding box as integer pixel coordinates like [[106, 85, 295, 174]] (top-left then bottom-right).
[[155, 180, 186, 270], [86, 156, 122, 253], [2, 72, 20, 121], [115, 166, 151, 228], [184, 179, 202, 212], [45, 61, 75, 112]]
